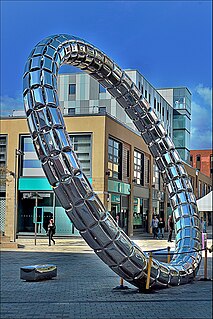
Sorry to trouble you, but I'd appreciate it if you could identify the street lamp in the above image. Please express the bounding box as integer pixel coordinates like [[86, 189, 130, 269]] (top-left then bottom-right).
[[14, 149, 24, 242]]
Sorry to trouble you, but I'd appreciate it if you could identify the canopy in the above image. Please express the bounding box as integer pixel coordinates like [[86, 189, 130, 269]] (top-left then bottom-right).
[[197, 191, 213, 212]]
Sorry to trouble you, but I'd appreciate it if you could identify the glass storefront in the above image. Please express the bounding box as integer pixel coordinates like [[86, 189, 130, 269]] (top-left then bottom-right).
[[17, 133, 92, 235], [109, 193, 128, 234], [18, 192, 79, 235], [133, 197, 149, 231]]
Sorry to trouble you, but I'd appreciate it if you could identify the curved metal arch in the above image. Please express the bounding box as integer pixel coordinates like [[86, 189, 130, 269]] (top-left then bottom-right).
[[23, 34, 202, 290]]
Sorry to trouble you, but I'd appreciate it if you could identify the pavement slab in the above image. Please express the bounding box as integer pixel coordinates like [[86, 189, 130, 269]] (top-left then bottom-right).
[[0, 236, 212, 319]]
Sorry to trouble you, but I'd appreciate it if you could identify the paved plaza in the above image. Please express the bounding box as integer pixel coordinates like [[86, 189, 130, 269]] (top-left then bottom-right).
[[1, 234, 212, 319]]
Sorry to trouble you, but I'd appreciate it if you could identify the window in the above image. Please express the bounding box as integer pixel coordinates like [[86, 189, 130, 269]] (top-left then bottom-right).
[[145, 90, 147, 99], [141, 86, 144, 95], [99, 107, 106, 114], [154, 98, 156, 109], [167, 110, 169, 121], [190, 155, 193, 166], [108, 138, 122, 180], [162, 107, 164, 117], [196, 155, 201, 171], [134, 150, 144, 186], [148, 94, 151, 104], [210, 155, 213, 177], [68, 108, 75, 115], [127, 150, 130, 178], [0, 135, 7, 194], [69, 134, 92, 177], [157, 102, 159, 112], [138, 81, 141, 90], [69, 84, 76, 95], [20, 136, 43, 177], [20, 134, 92, 178], [146, 159, 150, 184], [99, 84, 106, 93]]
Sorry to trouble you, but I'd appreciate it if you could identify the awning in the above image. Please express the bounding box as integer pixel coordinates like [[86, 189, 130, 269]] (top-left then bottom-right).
[[197, 191, 213, 212]]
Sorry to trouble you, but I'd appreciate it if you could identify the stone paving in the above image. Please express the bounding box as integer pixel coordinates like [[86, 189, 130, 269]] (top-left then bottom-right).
[[0, 235, 212, 319]]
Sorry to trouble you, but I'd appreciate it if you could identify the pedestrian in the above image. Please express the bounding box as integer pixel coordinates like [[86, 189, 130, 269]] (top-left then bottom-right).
[[167, 215, 174, 242], [201, 217, 207, 233], [150, 215, 159, 239], [158, 217, 165, 239], [47, 218, 56, 246]]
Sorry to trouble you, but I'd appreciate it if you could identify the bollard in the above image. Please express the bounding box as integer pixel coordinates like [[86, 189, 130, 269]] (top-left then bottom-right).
[[167, 246, 171, 263], [146, 252, 152, 290], [113, 277, 130, 290], [204, 247, 208, 280], [120, 277, 124, 287]]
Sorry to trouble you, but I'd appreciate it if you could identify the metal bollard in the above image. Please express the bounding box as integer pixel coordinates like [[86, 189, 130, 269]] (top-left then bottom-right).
[[146, 252, 152, 290], [204, 247, 208, 280], [167, 246, 171, 263], [113, 277, 129, 290]]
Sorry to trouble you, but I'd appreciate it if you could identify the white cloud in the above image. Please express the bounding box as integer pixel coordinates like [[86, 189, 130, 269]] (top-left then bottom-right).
[[0, 94, 23, 117], [195, 84, 212, 106], [191, 86, 212, 150]]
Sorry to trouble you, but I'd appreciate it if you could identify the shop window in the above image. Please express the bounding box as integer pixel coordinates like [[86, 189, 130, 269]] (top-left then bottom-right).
[[108, 137, 122, 180]]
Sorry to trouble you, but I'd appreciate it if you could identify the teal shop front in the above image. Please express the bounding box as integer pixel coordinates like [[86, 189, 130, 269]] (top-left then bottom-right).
[[18, 177, 91, 236], [108, 180, 130, 234]]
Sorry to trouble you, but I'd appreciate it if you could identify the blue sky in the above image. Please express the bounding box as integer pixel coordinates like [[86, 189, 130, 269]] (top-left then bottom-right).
[[0, 0, 212, 149]]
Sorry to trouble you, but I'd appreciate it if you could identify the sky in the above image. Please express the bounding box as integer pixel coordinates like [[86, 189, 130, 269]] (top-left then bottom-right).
[[0, 0, 212, 150]]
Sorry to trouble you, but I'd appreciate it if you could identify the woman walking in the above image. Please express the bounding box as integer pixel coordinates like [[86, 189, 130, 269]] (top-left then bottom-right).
[[48, 219, 56, 246]]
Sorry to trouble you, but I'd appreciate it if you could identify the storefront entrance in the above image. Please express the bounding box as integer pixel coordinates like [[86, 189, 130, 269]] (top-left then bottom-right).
[[110, 194, 128, 234], [18, 192, 79, 236]]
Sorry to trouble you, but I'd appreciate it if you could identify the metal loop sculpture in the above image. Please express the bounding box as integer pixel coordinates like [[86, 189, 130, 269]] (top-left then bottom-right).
[[23, 34, 202, 290]]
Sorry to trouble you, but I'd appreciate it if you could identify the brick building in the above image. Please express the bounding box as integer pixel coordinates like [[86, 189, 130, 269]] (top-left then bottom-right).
[[190, 150, 213, 178]]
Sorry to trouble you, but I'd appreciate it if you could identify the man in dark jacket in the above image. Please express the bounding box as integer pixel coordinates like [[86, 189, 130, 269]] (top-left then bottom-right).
[[167, 215, 174, 242]]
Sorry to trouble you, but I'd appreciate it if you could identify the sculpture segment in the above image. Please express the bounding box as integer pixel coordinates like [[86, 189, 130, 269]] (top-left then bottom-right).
[[23, 34, 202, 290]]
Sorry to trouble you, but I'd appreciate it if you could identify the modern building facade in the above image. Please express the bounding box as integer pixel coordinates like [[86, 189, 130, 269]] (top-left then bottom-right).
[[0, 113, 212, 240], [157, 87, 191, 163], [190, 149, 213, 179], [58, 70, 174, 139], [58, 70, 192, 165]]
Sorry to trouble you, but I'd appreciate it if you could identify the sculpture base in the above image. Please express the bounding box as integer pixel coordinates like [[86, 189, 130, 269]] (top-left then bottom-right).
[[20, 264, 57, 281]]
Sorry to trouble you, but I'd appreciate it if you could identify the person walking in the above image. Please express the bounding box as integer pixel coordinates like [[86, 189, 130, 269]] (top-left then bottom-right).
[[158, 217, 165, 239], [48, 218, 56, 246], [167, 215, 174, 242], [151, 215, 159, 239]]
